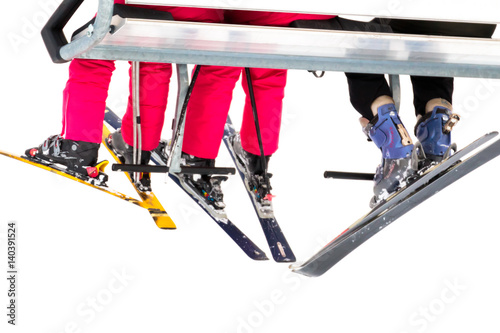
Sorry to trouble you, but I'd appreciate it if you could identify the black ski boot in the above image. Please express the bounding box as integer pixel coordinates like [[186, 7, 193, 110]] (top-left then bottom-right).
[[152, 139, 170, 165], [106, 129, 152, 192], [229, 133, 273, 211], [177, 153, 228, 211], [25, 135, 108, 184]]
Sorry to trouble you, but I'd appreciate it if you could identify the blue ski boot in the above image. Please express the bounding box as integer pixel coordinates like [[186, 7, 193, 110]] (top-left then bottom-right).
[[365, 104, 417, 207], [415, 106, 459, 167]]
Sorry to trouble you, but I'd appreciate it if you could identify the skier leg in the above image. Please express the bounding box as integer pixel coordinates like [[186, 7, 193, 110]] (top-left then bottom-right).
[[411, 76, 458, 164], [109, 6, 224, 190], [226, 11, 336, 205], [364, 102, 417, 206], [229, 67, 286, 205], [182, 65, 241, 159], [345, 73, 417, 206], [26, 58, 115, 176], [117, 5, 224, 156], [121, 62, 172, 153], [239, 67, 285, 157], [107, 61, 172, 191], [343, 20, 496, 205], [345, 73, 392, 121], [26, 4, 223, 181], [392, 19, 495, 164], [175, 65, 241, 209], [179, 11, 336, 209]]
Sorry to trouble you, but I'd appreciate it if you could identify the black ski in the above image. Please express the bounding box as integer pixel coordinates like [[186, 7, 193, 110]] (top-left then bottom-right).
[[223, 117, 296, 263], [104, 107, 268, 260], [291, 132, 500, 277]]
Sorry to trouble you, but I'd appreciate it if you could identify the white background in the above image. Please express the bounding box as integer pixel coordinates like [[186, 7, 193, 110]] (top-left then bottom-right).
[[1, 1, 500, 333]]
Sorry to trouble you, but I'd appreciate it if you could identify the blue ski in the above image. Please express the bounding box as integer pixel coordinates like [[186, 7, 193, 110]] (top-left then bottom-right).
[[223, 116, 296, 263]]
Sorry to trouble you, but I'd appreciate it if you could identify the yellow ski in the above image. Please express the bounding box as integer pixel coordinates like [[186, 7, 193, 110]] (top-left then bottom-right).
[[102, 125, 176, 229], [0, 150, 146, 208]]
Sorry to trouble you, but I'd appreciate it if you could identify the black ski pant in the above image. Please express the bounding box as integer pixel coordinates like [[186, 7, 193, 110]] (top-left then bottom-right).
[[346, 20, 497, 120]]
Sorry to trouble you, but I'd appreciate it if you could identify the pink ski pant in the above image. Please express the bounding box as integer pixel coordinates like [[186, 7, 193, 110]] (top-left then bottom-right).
[[62, 4, 224, 150], [183, 11, 336, 158], [61, 4, 334, 154]]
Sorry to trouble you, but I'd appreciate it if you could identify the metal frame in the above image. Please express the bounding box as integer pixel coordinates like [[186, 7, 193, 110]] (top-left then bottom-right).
[[169, 64, 189, 173], [70, 18, 500, 78]]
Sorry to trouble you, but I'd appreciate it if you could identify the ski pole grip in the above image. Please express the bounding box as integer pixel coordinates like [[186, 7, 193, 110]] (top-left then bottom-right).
[[41, 0, 85, 63], [324, 171, 374, 181]]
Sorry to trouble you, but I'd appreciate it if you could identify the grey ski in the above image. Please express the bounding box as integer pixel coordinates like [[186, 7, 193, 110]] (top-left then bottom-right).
[[291, 132, 500, 277]]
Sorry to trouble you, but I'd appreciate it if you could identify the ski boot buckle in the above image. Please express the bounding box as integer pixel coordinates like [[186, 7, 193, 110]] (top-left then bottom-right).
[[443, 113, 461, 134]]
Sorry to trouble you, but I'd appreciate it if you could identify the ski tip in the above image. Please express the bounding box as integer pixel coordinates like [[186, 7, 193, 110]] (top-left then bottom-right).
[[154, 216, 177, 230], [270, 241, 296, 263], [158, 225, 177, 230], [250, 251, 270, 261], [274, 256, 296, 263], [289, 263, 320, 277], [271, 250, 296, 263]]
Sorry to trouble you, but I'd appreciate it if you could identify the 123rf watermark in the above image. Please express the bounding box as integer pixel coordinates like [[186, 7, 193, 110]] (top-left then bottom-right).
[[6, 221, 18, 325]]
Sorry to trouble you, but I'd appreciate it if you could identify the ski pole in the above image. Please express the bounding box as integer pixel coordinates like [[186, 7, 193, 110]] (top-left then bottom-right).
[[244, 67, 270, 190], [132, 61, 142, 183]]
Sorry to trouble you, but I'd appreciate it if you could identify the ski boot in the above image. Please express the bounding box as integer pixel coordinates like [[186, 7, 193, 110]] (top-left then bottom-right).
[[364, 104, 418, 207], [229, 133, 274, 212], [176, 153, 228, 211], [25, 135, 108, 185], [152, 139, 170, 165], [415, 106, 459, 169], [106, 129, 152, 192]]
